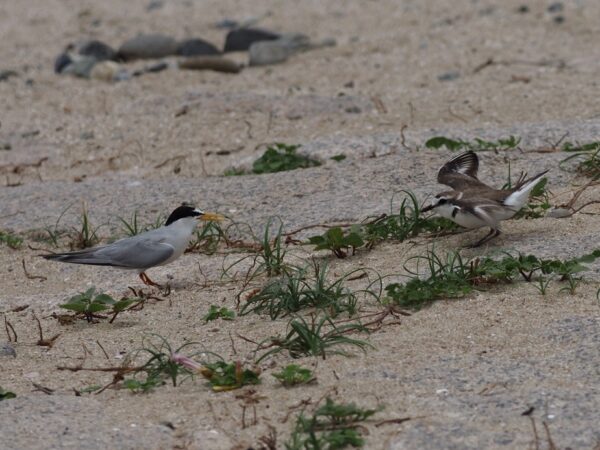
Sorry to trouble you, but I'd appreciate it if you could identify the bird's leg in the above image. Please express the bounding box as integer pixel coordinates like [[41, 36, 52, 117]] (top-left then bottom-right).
[[139, 272, 163, 289], [466, 228, 501, 248]]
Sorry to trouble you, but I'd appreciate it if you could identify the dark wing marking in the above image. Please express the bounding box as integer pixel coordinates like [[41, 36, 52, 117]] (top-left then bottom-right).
[[437, 151, 490, 190]]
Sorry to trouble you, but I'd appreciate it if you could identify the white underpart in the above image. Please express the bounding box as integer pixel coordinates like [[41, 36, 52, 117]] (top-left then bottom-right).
[[435, 203, 488, 229], [158, 216, 199, 266]]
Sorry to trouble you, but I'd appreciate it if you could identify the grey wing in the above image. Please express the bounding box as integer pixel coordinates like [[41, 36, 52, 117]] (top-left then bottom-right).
[[44, 234, 174, 269], [437, 151, 490, 190], [93, 235, 175, 269]]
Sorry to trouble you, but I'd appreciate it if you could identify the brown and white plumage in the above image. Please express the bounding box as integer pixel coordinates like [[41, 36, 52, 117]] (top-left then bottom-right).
[[422, 151, 548, 247]]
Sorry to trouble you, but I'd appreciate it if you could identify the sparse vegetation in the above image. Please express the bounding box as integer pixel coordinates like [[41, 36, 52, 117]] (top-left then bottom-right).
[[203, 305, 235, 322], [560, 141, 600, 179], [225, 143, 321, 176], [425, 135, 521, 152], [59, 287, 140, 323], [257, 314, 372, 362], [199, 360, 261, 392], [0, 230, 23, 249], [308, 226, 364, 258], [117, 210, 164, 237], [240, 262, 378, 319], [272, 364, 315, 387], [285, 397, 382, 449]]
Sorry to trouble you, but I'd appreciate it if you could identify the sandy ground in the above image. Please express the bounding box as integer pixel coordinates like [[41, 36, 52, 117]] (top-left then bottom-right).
[[1, 0, 600, 449]]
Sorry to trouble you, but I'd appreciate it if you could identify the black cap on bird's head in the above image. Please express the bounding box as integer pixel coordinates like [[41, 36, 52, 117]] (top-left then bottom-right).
[[165, 205, 203, 226], [165, 203, 224, 226]]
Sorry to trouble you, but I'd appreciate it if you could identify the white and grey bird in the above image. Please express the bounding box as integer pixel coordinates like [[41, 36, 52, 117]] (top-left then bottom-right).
[[42, 205, 223, 287], [421, 151, 548, 247]]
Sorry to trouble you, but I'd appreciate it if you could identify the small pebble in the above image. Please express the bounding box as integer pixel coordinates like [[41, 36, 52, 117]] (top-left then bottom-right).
[[215, 19, 239, 29], [438, 71, 460, 82], [117, 34, 178, 61], [177, 38, 221, 56], [553, 15, 565, 24], [517, 5, 529, 13], [146, 0, 164, 11], [224, 27, 280, 52], [547, 2, 564, 13], [1, 142, 11, 151], [80, 131, 94, 140], [1, 343, 16, 358]]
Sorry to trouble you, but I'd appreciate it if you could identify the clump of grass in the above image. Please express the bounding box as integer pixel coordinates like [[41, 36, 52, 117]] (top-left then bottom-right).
[[0, 387, 16, 401], [425, 135, 521, 152], [0, 230, 23, 249], [60, 287, 140, 323], [285, 397, 382, 449], [257, 314, 372, 362], [117, 210, 164, 237], [203, 305, 235, 322], [224, 216, 293, 281], [307, 191, 457, 255], [187, 220, 227, 254], [240, 262, 380, 319], [386, 249, 600, 309], [69, 204, 102, 249], [560, 141, 600, 179], [386, 250, 473, 309], [272, 364, 315, 387]]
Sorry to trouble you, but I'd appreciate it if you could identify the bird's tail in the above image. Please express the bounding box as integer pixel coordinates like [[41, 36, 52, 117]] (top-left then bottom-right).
[[41, 248, 113, 266], [504, 170, 549, 209]]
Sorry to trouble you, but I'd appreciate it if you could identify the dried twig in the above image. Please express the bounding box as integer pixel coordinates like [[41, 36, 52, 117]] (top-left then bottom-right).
[[4, 316, 17, 342], [34, 313, 60, 348], [22, 259, 47, 281], [96, 340, 110, 360]]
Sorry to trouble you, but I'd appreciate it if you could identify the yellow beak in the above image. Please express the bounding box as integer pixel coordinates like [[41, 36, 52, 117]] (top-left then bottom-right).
[[198, 212, 224, 222]]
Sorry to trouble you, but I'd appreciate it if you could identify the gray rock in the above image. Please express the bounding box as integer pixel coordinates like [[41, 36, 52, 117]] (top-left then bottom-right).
[[548, 2, 564, 13], [249, 34, 335, 66], [146, 0, 164, 11], [224, 27, 279, 52], [178, 56, 241, 74], [0, 343, 16, 358], [177, 38, 221, 56], [78, 40, 117, 62], [117, 34, 178, 61]]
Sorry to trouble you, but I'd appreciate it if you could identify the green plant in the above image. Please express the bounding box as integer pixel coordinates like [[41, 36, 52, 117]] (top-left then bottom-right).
[[203, 305, 235, 322], [308, 226, 364, 258], [364, 190, 457, 248], [0, 387, 16, 401], [200, 360, 261, 392], [425, 135, 520, 152], [117, 211, 165, 237], [123, 334, 205, 390], [560, 141, 600, 179], [223, 217, 292, 281], [0, 230, 23, 249], [60, 287, 139, 323], [257, 314, 372, 362], [285, 397, 382, 450], [386, 250, 473, 309], [223, 167, 247, 176], [272, 364, 315, 387], [69, 205, 102, 249], [241, 263, 378, 319], [252, 143, 321, 174], [187, 220, 226, 254], [330, 154, 346, 162]]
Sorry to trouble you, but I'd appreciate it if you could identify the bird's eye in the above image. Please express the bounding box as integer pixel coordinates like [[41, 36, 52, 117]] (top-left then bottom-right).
[[438, 198, 447, 205]]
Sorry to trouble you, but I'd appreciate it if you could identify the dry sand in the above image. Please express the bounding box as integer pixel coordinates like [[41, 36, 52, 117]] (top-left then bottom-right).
[[1, 0, 599, 449]]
